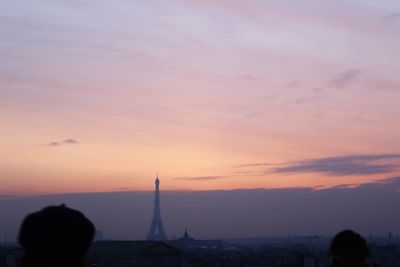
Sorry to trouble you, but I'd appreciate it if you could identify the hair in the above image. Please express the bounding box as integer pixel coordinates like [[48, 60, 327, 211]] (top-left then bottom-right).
[[18, 204, 95, 267], [330, 229, 370, 262]]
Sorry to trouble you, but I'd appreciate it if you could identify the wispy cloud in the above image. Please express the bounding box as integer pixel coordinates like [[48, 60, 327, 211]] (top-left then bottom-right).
[[46, 139, 80, 147], [272, 154, 400, 176], [63, 139, 79, 145], [234, 170, 265, 176], [324, 176, 400, 190], [174, 175, 228, 181], [48, 142, 60, 147], [361, 176, 400, 188], [234, 163, 278, 168], [381, 13, 400, 24], [235, 154, 400, 177], [330, 69, 361, 88]]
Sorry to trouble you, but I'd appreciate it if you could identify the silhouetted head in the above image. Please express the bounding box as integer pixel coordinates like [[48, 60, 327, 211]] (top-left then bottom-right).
[[18, 204, 95, 267], [330, 230, 370, 267]]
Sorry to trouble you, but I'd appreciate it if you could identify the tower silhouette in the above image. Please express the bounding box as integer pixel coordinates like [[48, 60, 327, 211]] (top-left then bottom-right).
[[146, 174, 167, 240]]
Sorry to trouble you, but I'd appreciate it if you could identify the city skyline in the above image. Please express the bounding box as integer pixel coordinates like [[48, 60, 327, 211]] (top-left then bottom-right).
[[1, 181, 400, 242]]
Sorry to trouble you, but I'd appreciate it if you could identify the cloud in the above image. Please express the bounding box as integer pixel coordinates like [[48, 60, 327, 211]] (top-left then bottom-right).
[[174, 175, 228, 181], [63, 139, 79, 145], [46, 139, 80, 146], [272, 154, 400, 176], [327, 183, 359, 190], [381, 13, 400, 24], [234, 163, 277, 168], [359, 176, 400, 189], [48, 142, 60, 146], [380, 13, 400, 33], [234, 170, 264, 176], [330, 69, 361, 88], [320, 176, 400, 191], [115, 187, 138, 191]]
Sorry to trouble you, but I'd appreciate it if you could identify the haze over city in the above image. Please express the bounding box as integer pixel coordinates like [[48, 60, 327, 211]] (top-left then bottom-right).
[[1, 0, 400, 242]]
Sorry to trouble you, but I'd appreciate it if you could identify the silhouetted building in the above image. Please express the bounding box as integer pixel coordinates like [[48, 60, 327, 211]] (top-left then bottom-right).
[[146, 175, 167, 241], [95, 230, 104, 241], [88, 241, 183, 267], [178, 229, 194, 241], [0, 246, 22, 267], [172, 229, 224, 252]]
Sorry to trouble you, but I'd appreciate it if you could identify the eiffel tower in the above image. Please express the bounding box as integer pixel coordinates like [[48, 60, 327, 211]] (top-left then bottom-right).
[[146, 174, 167, 240]]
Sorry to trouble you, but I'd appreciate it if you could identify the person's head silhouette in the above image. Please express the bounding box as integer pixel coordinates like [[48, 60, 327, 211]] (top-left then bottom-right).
[[330, 229, 370, 267], [18, 204, 95, 267]]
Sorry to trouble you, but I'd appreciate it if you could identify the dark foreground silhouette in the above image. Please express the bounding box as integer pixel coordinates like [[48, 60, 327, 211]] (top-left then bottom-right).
[[16, 206, 386, 267], [330, 229, 381, 267], [18, 204, 95, 267]]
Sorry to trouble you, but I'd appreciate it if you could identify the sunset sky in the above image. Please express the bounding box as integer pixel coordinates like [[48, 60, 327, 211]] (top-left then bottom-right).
[[1, 0, 400, 195]]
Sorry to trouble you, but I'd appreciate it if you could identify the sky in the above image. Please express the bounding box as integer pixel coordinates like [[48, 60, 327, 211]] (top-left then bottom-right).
[[1, 0, 400, 196]]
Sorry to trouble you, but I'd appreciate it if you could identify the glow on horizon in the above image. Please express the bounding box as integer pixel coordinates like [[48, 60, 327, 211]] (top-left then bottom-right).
[[1, 0, 400, 195]]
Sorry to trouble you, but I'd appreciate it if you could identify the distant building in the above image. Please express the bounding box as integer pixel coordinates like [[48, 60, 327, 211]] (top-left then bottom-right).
[[88, 241, 184, 267], [178, 229, 194, 241], [146, 175, 167, 241], [95, 230, 104, 241], [0, 246, 22, 267], [303, 254, 318, 267], [172, 229, 224, 252]]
